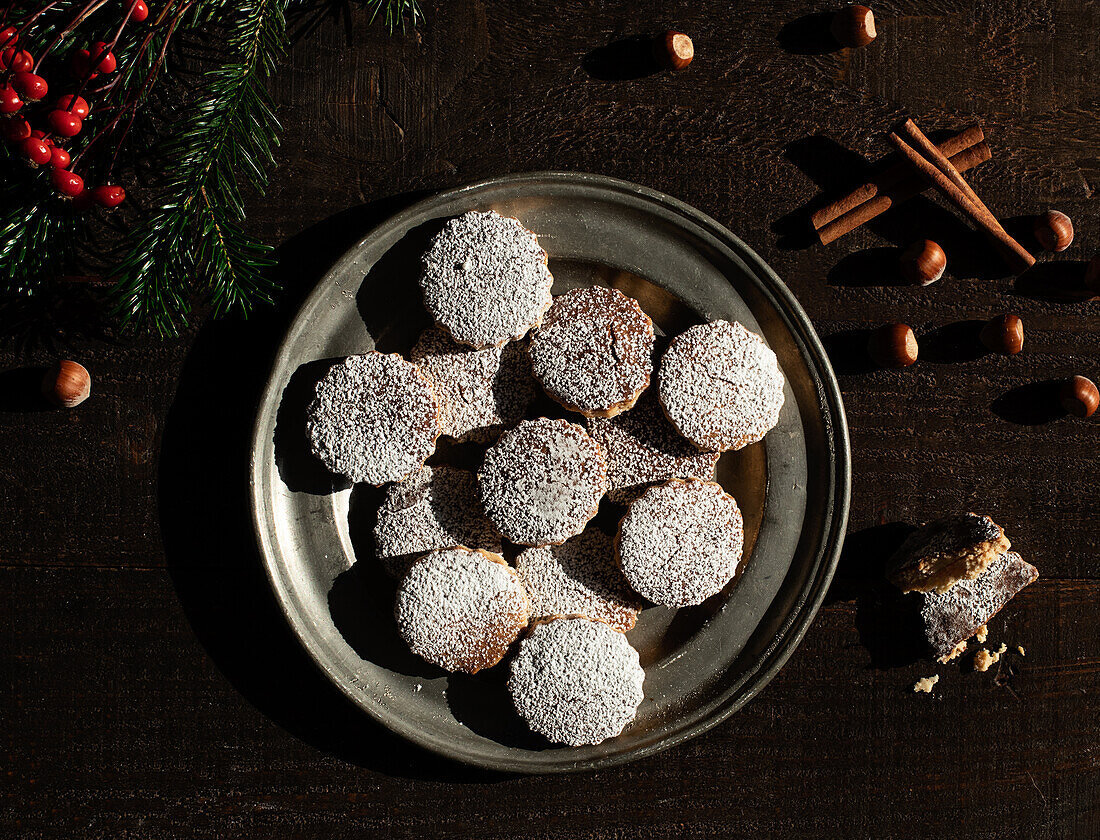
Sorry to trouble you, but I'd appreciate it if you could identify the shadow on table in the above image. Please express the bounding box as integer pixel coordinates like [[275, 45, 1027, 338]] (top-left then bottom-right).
[[159, 189, 516, 782], [826, 522, 926, 669]]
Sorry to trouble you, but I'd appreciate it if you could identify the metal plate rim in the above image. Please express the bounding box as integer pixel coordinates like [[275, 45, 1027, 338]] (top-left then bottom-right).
[[249, 171, 851, 774]]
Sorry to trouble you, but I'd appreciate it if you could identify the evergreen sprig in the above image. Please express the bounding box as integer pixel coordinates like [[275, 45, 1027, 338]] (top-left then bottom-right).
[[111, 0, 287, 336], [1, 0, 423, 341], [367, 0, 420, 32]]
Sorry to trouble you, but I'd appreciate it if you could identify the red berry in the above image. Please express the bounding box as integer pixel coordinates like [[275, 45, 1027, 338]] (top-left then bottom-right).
[[47, 109, 83, 137], [71, 49, 98, 79], [91, 184, 126, 207], [1, 116, 31, 142], [12, 71, 47, 101], [88, 42, 117, 73], [0, 26, 18, 49], [1, 47, 33, 72], [50, 168, 84, 197], [20, 136, 52, 166], [55, 94, 91, 118], [30, 128, 48, 139], [0, 84, 22, 114], [128, 0, 149, 21], [49, 145, 71, 168]]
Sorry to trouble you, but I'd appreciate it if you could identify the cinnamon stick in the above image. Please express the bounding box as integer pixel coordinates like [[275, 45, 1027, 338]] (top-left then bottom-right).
[[816, 141, 991, 245], [900, 118, 1008, 236], [887, 132, 1034, 273], [812, 124, 986, 230]]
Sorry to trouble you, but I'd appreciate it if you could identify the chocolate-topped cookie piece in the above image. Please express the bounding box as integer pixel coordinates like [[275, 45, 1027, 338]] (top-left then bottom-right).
[[888, 513, 1010, 594], [529, 286, 655, 418], [915, 551, 1038, 662]]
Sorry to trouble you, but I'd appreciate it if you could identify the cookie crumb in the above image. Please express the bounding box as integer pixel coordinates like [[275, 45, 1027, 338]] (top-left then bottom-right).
[[973, 644, 1007, 673], [913, 675, 940, 694], [939, 640, 967, 663], [1017, 645, 1026, 657], [975, 624, 988, 643]]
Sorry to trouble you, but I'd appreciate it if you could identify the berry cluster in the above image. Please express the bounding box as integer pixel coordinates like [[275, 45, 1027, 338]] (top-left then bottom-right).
[[0, 1, 149, 209]]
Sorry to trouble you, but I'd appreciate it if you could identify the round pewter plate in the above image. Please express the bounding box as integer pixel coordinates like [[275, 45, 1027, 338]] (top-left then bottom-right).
[[250, 172, 850, 773]]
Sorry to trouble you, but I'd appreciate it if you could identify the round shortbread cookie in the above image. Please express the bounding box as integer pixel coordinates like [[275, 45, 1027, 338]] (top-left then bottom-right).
[[528, 286, 655, 418], [514, 529, 642, 632], [411, 328, 537, 443], [394, 547, 529, 674], [306, 352, 440, 485], [508, 616, 645, 746], [373, 465, 502, 578], [420, 210, 554, 348], [615, 478, 744, 607], [658, 320, 784, 452], [478, 417, 609, 547], [586, 391, 721, 503]]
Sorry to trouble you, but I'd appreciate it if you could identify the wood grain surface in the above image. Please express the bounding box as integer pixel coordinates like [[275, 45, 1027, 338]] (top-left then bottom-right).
[[2, 1, 1098, 837]]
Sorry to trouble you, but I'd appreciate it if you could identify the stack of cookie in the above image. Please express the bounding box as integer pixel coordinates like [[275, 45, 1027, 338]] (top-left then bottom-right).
[[305, 210, 787, 746]]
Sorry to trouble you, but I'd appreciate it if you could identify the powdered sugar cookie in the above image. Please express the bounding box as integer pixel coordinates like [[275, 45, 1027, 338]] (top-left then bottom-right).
[[615, 478, 744, 607], [508, 616, 645, 746], [586, 391, 720, 503], [420, 210, 554, 348], [306, 352, 440, 485], [658, 319, 784, 452], [478, 417, 609, 547], [528, 286, 655, 418], [411, 328, 537, 443], [514, 529, 641, 632], [394, 547, 529, 674], [373, 465, 502, 578]]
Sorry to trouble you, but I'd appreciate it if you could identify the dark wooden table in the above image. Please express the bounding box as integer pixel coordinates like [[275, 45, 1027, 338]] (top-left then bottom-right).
[[4, 1, 1099, 836]]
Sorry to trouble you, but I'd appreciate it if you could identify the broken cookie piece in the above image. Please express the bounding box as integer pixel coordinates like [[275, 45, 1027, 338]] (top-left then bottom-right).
[[916, 551, 1038, 662], [973, 643, 1008, 673], [913, 675, 939, 694], [888, 513, 1011, 594]]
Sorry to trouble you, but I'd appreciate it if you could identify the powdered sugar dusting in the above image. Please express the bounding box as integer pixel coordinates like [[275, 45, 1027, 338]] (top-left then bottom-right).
[[515, 529, 642, 632], [420, 210, 554, 348], [529, 286, 655, 417], [508, 617, 644, 746], [411, 328, 537, 442], [616, 478, 744, 607], [587, 391, 720, 502], [374, 465, 502, 578], [394, 547, 530, 674], [479, 418, 608, 546], [306, 353, 440, 485], [658, 320, 784, 451]]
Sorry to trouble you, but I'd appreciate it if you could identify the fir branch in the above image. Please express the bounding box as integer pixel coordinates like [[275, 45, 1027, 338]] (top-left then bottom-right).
[[367, 0, 421, 33], [111, 0, 287, 336]]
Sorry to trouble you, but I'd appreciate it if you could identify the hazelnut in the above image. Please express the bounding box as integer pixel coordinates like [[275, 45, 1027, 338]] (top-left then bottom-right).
[[1033, 210, 1073, 252], [868, 323, 918, 368], [1084, 254, 1100, 293], [654, 30, 693, 70], [1060, 375, 1098, 418], [41, 360, 91, 408], [980, 314, 1024, 355], [831, 5, 876, 48], [900, 239, 946, 286]]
